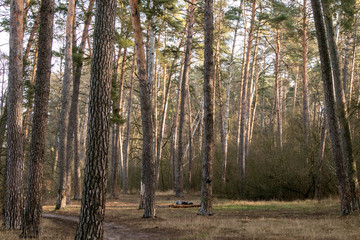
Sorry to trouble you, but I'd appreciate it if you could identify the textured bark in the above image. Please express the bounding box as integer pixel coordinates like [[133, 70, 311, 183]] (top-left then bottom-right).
[[239, 0, 256, 187], [302, 0, 310, 142], [4, 0, 24, 230], [198, 0, 214, 216], [56, 0, 75, 210], [176, 0, 195, 197], [322, 0, 359, 209], [130, 0, 156, 218], [310, 0, 352, 215], [72, 0, 95, 201], [122, 53, 136, 194], [20, 0, 54, 237], [75, 0, 116, 238]]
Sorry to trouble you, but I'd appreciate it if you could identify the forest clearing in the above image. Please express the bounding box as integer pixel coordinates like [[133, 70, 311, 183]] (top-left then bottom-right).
[[2, 193, 360, 239], [1, 0, 360, 238]]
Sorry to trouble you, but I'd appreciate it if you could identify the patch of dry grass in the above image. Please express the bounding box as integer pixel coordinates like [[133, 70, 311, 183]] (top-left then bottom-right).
[[0, 218, 75, 240], [2, 193, 359, 239]]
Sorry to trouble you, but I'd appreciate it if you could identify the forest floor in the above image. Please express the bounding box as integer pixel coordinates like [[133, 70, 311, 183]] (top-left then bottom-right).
[[1, 192, 360, 239]]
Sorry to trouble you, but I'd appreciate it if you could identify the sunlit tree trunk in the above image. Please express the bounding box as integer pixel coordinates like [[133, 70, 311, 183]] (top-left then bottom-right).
[[75, 0, 116, 238], [223, 11, 240, 184], [322, 0, 359, 209], [275, 29, 282, 150], [122, 53, 136, 194], [198, 0, 214, 216], [56, 0, 75, 210], [310, 0, 353, 215], [20, 0, 54, 236], [176, 0, 196, 197], [130, 0, 156, 218], [239, 0, 256, 189], [315, 112, 327, 201], [302, 0, 310, 142], [156, 34, 185, 188], [4, 0, 24, 230], [73, 0, 95, 200], [236, 0, 246, 164]]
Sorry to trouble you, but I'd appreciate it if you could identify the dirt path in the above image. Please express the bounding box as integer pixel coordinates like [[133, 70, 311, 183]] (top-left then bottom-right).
[[43, 213, 164, 240]]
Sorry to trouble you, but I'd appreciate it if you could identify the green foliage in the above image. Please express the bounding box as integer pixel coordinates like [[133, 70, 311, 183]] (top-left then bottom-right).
[[225, 6, 242, 21]]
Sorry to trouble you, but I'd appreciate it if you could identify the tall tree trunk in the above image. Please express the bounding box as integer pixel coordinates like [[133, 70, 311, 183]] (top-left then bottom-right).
[[129, 0, 156, 218], [155, 34, 185, 188], [315, 112, 327, 201], [23, 45, 38, 150], [75, 0, 116, 238], [56, 0, 75, 210], [223, 12, 240, 184], [20, 0, 54, 236], [72, 0, 95, 201], [186, 84, 193, 192], [176, 0, 196, 197], [4, 0, 24, 230], [198, 0, 214, 216], [236, 0, 246, 165], [239, 0, 256, 190], [65, 2, 78, 205], [122, 52, 136, 194], [293, 66, 299, 114], [310, 0, 353, 215], [246, 25, 261, 158], [322, 0, 359, 208], [110, 47, 127, 199], [275, 29, 283, 150], [348, 19, 357, 106], [302, 0, 310, 142], [171, 56, 184, 192]]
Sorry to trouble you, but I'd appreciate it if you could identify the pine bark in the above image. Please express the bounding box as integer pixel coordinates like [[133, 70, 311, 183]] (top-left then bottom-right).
[[75, 0, 116, 238], [20, 0, 54, 237], [198, 0, 214, 216], [56, 0, 75, 210], [4, 0, 24, 230], [321, 0, 359, 208], [130, 0, 156, 218], [310, 0, 353, 215]]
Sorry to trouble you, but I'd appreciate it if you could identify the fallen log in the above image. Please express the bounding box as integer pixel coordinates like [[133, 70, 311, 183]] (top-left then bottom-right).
[[169, 204, 201, 208]]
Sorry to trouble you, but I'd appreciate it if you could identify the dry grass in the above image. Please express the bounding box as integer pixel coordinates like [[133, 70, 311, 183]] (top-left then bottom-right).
[[2, 193, 360, 239], [0, 218, 75, 240]]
